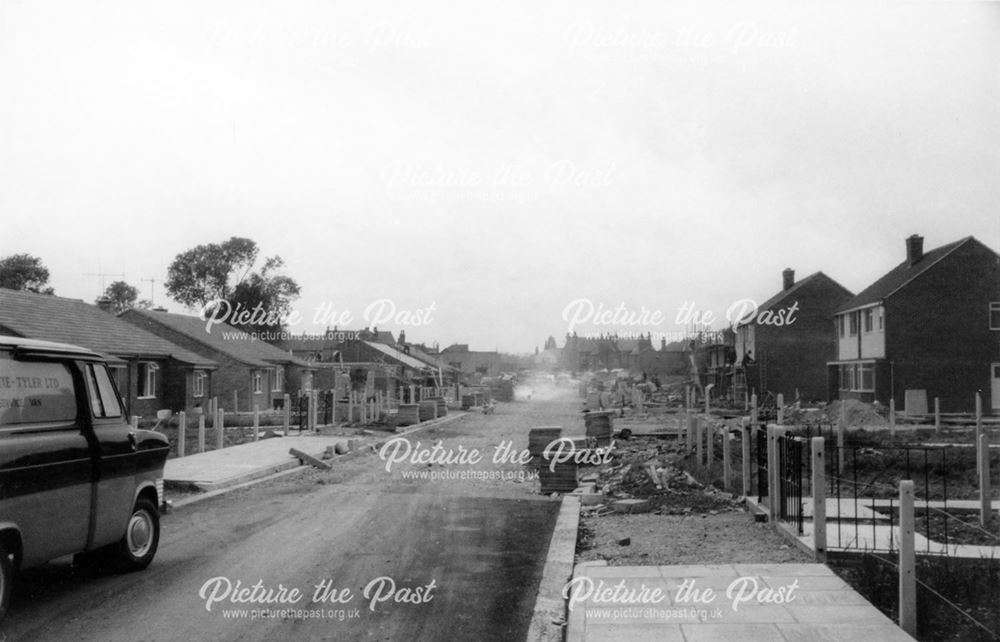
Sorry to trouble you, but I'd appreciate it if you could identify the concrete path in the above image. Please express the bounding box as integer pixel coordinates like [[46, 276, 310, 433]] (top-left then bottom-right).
[[566, 562, 914, 641]]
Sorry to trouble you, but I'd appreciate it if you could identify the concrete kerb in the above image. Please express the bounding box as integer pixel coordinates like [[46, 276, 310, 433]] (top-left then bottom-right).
[[527, 495, 581, 642], [168, 411, 469, 510]]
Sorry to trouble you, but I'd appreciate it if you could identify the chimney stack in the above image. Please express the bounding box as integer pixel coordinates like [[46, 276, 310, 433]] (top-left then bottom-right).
[[782, 268, 795, 290], [660, 338, 667, 351], [906, 234, 924, 266]]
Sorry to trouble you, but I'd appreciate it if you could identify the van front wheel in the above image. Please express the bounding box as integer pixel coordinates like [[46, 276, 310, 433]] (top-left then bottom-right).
[[112, 498, 160, 572], [0, 541, 13, 622]]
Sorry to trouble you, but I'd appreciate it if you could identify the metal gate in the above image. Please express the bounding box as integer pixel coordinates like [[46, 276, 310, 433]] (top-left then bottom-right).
[[755, 428, 768, 503], [777, 434, 805, 535]]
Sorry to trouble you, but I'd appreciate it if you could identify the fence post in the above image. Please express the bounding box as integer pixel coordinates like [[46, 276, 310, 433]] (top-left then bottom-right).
[[750, 393, 758, 427], [216, 408, 224, 449], [837, 407, 846, 476], [899, 479, 916, 637], [696, 418, 704, 467], [232, 390, 238, 413], [889, 398, 896, 437], [811, 437, 826, 563], [686, 413, 696, 452], [934, 397, 941, 435], [706, 422, 714, 467], [975, 392, 983, 477], [283, 393, 291, 435], [177, 411, 187, 457], [767, 425, 778, 521], [741, 419, 751, 497], [130, 415, 140, 429], [776, 394, 784, 425], [198, 414, 206, 452], [981, 434, 992, 528], [253, 404, 260, 441], [723, 426, 731, 492]]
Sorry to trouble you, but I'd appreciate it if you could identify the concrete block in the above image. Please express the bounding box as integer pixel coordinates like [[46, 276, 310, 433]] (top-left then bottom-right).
[[611, 498, 651, 514]]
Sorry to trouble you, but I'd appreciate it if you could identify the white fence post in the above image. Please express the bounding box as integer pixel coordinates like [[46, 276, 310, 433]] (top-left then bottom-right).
[[216, 408, 224, 449], [130, 415, 140, 429], [811, 437, 826, 563], [899, 479, 916, 637], [198, 414, 205, 453], [696, 418, 704, 467], [177, 411, 186, 457], [741, 418, 751, 497], [687, 413, 696, 452], [776, 394, 784, 425], [283, 393, 291, 435], [722, 426, 731, 492], [934, 397, 941, 435], [975, 392, 983, 477], [889, 398, 896, 437], [981, 434, 992, 528], [767, 425, 779, 521], [253, 404, 260, 442]]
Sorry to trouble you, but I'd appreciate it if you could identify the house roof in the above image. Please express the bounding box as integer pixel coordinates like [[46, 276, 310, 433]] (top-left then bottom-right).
[[0, 288, 216, 367], [836, 237, 976, 313], [738, 271, 851, 326], [122, 308, 311, 368], [441, 343, 469, 353], [405, 345, 456, 372], [363, 340, 433, 371]]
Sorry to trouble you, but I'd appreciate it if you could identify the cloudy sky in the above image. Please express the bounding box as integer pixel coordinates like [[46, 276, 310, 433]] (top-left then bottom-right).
[[1, 0, 998, 353]]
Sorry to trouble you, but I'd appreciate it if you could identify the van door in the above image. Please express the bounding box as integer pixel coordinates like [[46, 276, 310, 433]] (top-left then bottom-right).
[[0, 355, 93, 566], [80, 362, 138, 549]]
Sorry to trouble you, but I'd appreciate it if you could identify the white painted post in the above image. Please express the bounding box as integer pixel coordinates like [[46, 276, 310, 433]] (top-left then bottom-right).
[[216, 408, 224, 449], [767, 425, 778, 521], [348, 391, 355, 424], [812, 437, 826, 563], [253, 404, 260, 441], [232, 390, 238, 413], [838, 402, 846, 475], [130, 415, 140, 429], [975, 392, 983, 477], [177, 411, 186, 457], [687, 413, 696, 452], [776, 393, 784, 425], [722, 427, 731, 492], [696, 418, 704, 466], [197, 414, 206, 452], [751, 394, 759, 427], [283, 393, 291, 435], [706, 422, 714, 467], [741, 419, 751, 497], [899, 480, 916, 637], [889, 398, 896, 437], [704, 389, 710, 415], [934, 397, 941, 435], [981, 434, 992, 528]]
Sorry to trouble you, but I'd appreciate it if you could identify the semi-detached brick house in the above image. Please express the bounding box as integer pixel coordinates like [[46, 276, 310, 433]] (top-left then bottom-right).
[[120, 309, 313, 412], [0, 288, 217, 417], [735, 269, 854, 403], [829, 235, 1000, 414]]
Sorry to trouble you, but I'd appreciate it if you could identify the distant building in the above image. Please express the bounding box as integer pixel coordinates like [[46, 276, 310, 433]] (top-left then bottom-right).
[[440, 344, 502, 381], [829, 235, 1000, 413]]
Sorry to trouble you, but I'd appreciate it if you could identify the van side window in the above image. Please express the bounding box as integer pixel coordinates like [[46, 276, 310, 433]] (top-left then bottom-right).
[[87, 363, 123, 418], [0, 355, 78, 425]]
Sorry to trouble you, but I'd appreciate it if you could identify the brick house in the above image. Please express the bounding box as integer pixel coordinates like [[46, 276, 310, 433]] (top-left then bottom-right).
[[0, 288, 217, 416], [440, 344, 502, 382], [120, 308, 313, 412], [735, 269, 854, 402], [828, 235, 1000, 413]]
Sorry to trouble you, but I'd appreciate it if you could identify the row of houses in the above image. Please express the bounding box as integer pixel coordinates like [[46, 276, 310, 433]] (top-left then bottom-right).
[[705, 235, 1000, 414], [0, 288, 506, 416], [551, 235, 999, 414]]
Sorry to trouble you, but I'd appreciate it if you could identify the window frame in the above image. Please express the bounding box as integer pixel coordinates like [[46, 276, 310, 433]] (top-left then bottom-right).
[[272, 367, 283, 392], [252, 370, 263, 394], [137, 362, 158, 399], [193, 370, 206, 398], [990, 302, 1000, 331]]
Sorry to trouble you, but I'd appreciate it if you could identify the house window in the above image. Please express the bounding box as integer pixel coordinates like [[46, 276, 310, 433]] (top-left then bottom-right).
[[837, 316, 844, 338], [272, 367, 284, 392], [878, 309, 884, 331], [137, 362, 158, 399], [848, 312, 858, 336], [193, 371, 206, 398], [991, 302, 1000, 330], [864, 309, 873, 333], [859, 364, 874, 391], [839, 363, 874, 392], [252, 371, 263, 394], [109, 365, 127, 392]]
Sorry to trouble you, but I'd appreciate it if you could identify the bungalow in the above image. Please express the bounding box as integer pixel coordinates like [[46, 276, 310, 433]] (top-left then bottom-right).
[[120, 308, 313, 412], [828, 235, 1000, 413], [0, 288, 217, 416], [735, 269, 853, 403]]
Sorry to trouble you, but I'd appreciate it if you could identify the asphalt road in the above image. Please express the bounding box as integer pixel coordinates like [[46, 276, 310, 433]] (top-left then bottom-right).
[[1, 388, 582, 642]]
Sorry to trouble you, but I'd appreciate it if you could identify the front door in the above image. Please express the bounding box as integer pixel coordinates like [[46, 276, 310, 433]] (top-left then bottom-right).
[[992, 363, 1000, 412]]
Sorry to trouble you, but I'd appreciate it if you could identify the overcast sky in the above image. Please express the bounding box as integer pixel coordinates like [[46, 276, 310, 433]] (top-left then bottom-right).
[[1, 1, 998, 353]]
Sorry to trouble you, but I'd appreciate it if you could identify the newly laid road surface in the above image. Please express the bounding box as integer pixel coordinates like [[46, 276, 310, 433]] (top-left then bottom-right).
[[2, 388, 583, 642]]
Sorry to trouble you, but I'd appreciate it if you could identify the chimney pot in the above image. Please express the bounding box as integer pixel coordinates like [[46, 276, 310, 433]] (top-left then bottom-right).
[[906, 234, 924, 266], [782, 268, 795, 290]]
